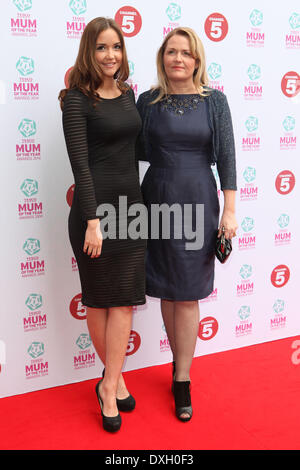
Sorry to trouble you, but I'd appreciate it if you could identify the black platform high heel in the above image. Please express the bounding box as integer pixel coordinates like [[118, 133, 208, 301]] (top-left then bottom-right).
[[95, 380, 121, 433], [173, 380, 193, 422], [102, 368, 136, 412]]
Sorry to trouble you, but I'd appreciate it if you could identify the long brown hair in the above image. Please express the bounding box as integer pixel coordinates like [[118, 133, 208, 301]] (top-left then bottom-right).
[[58, 17, 129, 109], [151, 27, 210, 104]]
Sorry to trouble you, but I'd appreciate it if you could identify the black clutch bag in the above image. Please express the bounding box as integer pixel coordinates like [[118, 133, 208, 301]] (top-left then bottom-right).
[[215, 228, 232, 264]]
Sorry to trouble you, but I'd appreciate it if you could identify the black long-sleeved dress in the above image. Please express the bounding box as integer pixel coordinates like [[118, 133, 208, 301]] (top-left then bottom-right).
[[62, 87, 146, 308]]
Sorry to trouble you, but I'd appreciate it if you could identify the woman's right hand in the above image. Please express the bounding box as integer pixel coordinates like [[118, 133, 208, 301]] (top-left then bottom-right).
[[83, 219, 103, 258]]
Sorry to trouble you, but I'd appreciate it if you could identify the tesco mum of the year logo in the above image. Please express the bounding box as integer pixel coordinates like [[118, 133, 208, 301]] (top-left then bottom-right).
[[25, 341, 48, 379], [11, 0, 37, 37], [286, 13, 300, 49], [66, 0, 86, 38], [246, 9, 264, 48], [208, 62, 224, 92], [14, 56, 39, 100], [275, 214, 291, 246], [242, 116, 260, 151], [240, 166, 258, 202], [23, 293, 46, 332], [74, 333, 95, 370], [236, 264, 254, 297], [235, 306, 252, 337], [270, 299, 286, 330], [17, 118, 41, 161], [18, 178, 43, 220], [163, 3, 181, 38], [244, 64, 263, 100], [21, 238, 45, 278], [238, 217, 256, 250], [280, 116, 296, 150]]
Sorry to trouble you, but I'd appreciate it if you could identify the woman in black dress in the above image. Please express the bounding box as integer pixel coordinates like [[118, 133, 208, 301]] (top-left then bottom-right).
[[59, 17, 145, 433], [137, 27, 238, 421]]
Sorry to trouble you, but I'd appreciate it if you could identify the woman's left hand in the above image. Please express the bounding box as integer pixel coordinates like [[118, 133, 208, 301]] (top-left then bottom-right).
[[218, 210, 238, 239]]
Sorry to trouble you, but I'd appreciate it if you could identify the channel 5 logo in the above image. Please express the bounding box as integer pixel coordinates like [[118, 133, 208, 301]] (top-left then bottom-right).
[[271, 265, 290, 288], [204, 13, 228, 41], [275, 170, 295, 195], [115, 6, 142, 37], [69, 293, 87, 320], [126, 330, 141, 356], [198, 317, 218, 340]]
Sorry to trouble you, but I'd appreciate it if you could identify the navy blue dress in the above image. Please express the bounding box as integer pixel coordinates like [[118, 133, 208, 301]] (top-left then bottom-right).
[[141, 94, 219, 301]]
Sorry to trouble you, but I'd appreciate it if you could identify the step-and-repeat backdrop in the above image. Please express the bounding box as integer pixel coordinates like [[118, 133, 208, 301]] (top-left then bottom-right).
[[0, 0, 299, 397]]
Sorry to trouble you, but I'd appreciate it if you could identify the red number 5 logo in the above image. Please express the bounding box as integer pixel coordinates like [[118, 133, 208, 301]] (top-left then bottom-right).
[[69, 294, 87, 320], [126, 330, 141, 356], [115, 6, 142, 37], [281, 71, 300, 98], [204, 13, 228, 42], [271, 265, 290, 288], [198, 316, 219, 341], [275, 170, 295, 195]]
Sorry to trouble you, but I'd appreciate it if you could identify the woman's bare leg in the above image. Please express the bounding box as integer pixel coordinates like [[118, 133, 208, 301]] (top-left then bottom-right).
[[86, 306, 133, 416], [86, 306, 108, 363]]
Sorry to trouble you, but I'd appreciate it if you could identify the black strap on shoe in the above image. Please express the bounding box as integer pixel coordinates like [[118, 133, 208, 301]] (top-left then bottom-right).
[[173, 381, 191, 407]]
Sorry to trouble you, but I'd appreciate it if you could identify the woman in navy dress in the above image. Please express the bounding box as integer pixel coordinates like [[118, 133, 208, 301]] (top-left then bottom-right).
[[137, 27, 238, 421]]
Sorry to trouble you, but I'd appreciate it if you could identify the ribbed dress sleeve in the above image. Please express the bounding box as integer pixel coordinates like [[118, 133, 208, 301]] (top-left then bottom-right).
[[216, 93, 237, 191], [62, 90, 99, 221]]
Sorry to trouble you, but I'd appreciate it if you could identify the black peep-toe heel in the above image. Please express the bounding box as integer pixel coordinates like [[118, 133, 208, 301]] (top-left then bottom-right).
[[173, 380, 193, 422]]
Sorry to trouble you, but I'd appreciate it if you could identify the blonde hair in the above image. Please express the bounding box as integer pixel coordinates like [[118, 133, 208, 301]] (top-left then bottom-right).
[[151, 27, 210, 104]]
